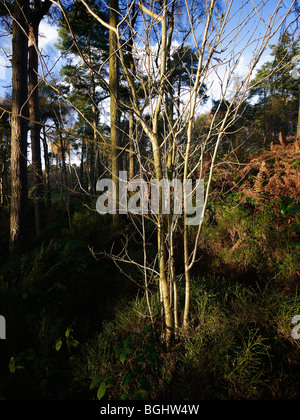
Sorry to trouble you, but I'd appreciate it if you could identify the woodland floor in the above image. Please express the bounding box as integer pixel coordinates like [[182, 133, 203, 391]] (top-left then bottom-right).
[[0, 140, 299, 400]]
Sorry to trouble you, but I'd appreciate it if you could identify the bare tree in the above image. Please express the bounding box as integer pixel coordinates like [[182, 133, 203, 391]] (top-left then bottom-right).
[[48, 0, 298, 347]]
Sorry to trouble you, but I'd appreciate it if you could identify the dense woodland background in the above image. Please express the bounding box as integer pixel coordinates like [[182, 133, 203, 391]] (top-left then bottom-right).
[[0, 0, 299, 400]]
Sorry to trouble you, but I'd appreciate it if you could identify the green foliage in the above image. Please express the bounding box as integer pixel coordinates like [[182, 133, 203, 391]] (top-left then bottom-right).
[[0, 206, 132, 399], [223, 329, 271, 399], [272, 196, 299, 218], [0, 141, 299, 401], [55, 327, 79, 353], [7, 323, 80, 399], [249, 30, 300, 142], [201, 193, 299, 283], [8, 347, 58, 378], [56, 0, 109, 151], [156, 277, 300, 400], [90, 326, 159, 400]]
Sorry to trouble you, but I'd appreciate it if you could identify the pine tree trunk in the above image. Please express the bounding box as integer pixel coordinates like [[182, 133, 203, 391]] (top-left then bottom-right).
[[10, 0, 29, 256], [88, 64, 97, 194], [0, 164, 4, 206], [42, 126, 51, 205], [128, 109, 134, 180], [28, 20, 46, 234], [109, 0, 120, 225]]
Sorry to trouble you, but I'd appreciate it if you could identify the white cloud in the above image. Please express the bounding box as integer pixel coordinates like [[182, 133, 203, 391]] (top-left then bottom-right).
[[0, 55, 7, 81], [235, 55, 248, 77], [39, 21, 58, 49]]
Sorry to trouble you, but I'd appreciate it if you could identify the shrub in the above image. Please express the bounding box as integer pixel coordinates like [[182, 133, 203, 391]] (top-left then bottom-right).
[[201, 202, 298, 283]]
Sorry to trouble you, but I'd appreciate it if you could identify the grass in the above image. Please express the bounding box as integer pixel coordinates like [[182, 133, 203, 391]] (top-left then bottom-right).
[[154, 277, 300, 400], [67, 276, 300, 400]]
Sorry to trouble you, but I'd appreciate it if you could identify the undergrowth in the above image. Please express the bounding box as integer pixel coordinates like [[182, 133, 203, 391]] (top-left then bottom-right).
[[0, 141, 299, 400], [70, 277, 300, 400]]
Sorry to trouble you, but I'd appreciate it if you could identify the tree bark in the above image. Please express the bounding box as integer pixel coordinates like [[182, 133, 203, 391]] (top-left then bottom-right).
[[0, 163, 4, 206], [297, 88, 300, 139], [10, 0, 29, 256], [42, 126, 51, 205], [87, 60, 96, 194], [28, 19, 45, 234], [128, 109, 134, 180], [166, 8, 175, 172], [109, 0, 120, 225], [152, 1, 173, 347], [127, 5, 137, 181], [28, 0, 51, 234]]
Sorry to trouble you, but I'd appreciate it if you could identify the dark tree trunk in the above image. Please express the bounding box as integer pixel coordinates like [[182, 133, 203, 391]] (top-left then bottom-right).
[[42, 126, 51, 205], [10, 0, 30, 256], [28, 1, 51, 233], [109, 0, 120, 225], [28, 20, 45, 234], [297, 89, 300, 139], [128, 109, 134, 180]]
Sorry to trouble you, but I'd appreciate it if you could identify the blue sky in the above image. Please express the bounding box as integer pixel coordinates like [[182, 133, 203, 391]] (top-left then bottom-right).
[[0, 0, 298, 102], [0, 18, 59, 96]]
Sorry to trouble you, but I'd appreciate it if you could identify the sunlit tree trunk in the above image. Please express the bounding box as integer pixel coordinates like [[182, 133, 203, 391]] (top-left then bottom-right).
[[127, 4, 137, 181], [183, 0, 215, 329], [151, 1, 173, 347], [166, 6, 175, 172]]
